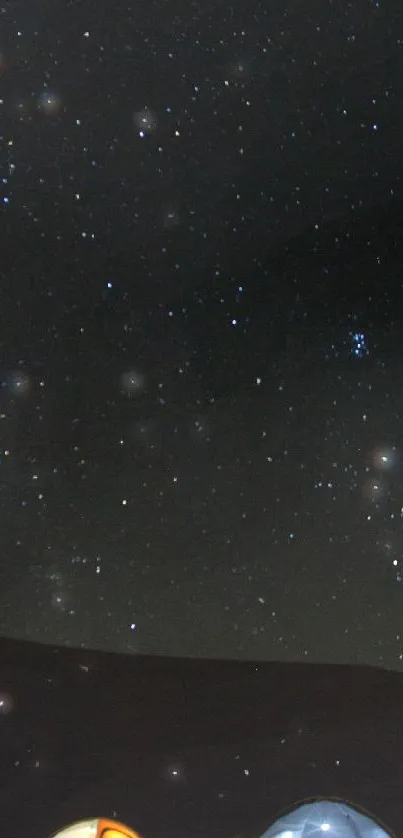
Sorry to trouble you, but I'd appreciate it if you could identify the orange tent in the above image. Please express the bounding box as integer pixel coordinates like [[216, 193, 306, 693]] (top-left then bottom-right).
[[51, 819, 141, 838]]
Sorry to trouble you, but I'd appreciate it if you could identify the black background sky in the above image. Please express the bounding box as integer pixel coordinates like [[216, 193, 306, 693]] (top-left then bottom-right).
[[1, 0, 403, 667]]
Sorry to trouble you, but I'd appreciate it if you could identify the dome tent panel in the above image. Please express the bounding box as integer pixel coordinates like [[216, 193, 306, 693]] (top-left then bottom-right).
[[260, 799, 392, 838], [50, 819, 141, 838]]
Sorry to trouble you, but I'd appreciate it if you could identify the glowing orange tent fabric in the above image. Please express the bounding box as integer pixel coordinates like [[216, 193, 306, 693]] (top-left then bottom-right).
[[50, 819, 141, 838]]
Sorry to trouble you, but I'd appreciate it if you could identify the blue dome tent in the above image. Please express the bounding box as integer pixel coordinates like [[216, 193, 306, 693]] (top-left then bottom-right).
[[260, 799, 392, 838]]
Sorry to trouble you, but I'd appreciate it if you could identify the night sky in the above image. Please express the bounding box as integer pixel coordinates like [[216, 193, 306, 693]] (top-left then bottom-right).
[[1, 0, 403, 669]]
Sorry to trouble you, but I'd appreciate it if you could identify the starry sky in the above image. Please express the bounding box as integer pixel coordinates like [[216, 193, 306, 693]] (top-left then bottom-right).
[[1, 0, 403, 669]]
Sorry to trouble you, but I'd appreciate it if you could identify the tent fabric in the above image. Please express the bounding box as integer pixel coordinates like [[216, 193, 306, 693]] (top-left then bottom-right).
[[51, 820, 140, 838], [260, 800, 391, 838]]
